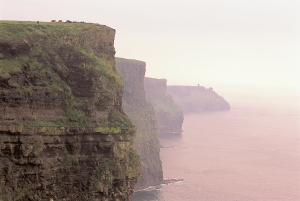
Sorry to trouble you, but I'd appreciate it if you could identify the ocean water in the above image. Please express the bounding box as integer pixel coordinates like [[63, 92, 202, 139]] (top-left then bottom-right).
[[132, 98, 300, 201]]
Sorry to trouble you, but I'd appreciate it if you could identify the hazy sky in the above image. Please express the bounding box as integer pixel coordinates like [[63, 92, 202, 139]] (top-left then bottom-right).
[[1, 0, 299, 97]]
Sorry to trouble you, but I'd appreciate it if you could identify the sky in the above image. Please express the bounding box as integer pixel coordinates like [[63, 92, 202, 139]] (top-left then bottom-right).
[[0, 0, 299, 102]]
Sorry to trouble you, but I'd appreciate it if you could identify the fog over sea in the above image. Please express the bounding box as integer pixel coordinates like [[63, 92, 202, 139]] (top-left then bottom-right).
[[133, 91, 300, 201]]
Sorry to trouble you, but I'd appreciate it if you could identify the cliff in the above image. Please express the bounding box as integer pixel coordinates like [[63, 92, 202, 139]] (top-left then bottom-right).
[[0, 21, 140, 201], [167, 85, 230, 112], [115, 58, 163, 190], [144, 78, 183, 134]]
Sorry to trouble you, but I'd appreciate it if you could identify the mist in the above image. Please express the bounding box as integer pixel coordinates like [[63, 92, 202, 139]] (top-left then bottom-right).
[[1, 0, 299, 200], [1, 0, 299, 97]]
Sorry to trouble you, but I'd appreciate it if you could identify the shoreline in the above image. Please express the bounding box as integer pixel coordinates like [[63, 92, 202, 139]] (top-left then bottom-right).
[[134, 178, 184, 192]]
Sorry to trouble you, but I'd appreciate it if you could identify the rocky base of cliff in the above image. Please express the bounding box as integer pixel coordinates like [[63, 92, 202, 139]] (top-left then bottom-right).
[[0, 128, 139, 201]]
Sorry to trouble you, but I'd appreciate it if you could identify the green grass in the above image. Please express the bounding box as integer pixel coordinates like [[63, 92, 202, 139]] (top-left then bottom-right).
[[0, 20, 121, 86], [0, 56, 29, 79], [151, 99, 182, 117], [0, 20, 129, 130], [78, 45, 123, 86], [94, 127, 120, 134], [0, 20, 112, 42], [0, 20, 118, 83], [63, 154, 80, 170], [108, 108, 133, 129]]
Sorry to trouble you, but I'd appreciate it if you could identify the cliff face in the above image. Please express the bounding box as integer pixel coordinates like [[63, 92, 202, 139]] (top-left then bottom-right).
[[115, 58, 163, 190], [0, 21, 140, 201], [167, 85, 230, 112], [144, 78, 183, 134]]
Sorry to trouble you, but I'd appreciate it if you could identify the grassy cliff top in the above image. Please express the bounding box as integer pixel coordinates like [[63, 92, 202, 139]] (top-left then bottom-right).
[[0, 20, 132, 130], [0, 20, 120, 83], [0, 20, 114, 42]]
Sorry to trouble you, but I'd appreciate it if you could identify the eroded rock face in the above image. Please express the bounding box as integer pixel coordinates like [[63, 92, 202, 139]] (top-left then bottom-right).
[[167, 85, 231, 113], [144, 78, 183, 135], [0, 21, 140, 201], [116, 58, 163, 190]]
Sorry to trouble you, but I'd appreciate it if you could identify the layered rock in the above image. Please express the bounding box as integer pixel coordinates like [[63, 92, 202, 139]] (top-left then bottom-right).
[[0, 21, 140, 201], [144, 78, 183, 134], [115, 58, 163, 190], [167, 85, 230, 112]]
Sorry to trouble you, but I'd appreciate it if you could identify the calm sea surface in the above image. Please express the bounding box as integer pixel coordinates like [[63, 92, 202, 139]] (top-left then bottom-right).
[[132, 100, 300, 201]]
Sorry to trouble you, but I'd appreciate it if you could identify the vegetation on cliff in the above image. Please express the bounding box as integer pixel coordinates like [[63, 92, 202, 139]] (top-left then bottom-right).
[[116, 57, 163, 190], [144, 77, 183, 134], [0, 21, 140, 201], [0, 21, 125, 128]]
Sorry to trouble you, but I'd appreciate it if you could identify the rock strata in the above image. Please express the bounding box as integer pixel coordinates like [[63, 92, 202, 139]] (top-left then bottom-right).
[[0, 21, 140, 201], [116, 57, 163, 190], [167, 85, 230, 112], [144, 78, 183, 134]]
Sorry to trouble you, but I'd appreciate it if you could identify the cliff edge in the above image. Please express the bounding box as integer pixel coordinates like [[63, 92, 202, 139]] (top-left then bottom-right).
[[144, 78, 183, 134], [116, 58, 163, 190], [167, 85, 230, 113], [0, 21, 140, 201]]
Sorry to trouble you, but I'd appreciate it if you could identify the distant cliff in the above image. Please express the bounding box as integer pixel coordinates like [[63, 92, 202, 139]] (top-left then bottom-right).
[[0, 21, 140, 201], [115, 58, 163, 190], [167, 85, 230, 112], [144, 78, 183, 134]]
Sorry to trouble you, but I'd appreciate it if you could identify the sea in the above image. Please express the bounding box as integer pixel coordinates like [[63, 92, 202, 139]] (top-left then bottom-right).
[[132, 91, 300, 201]]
